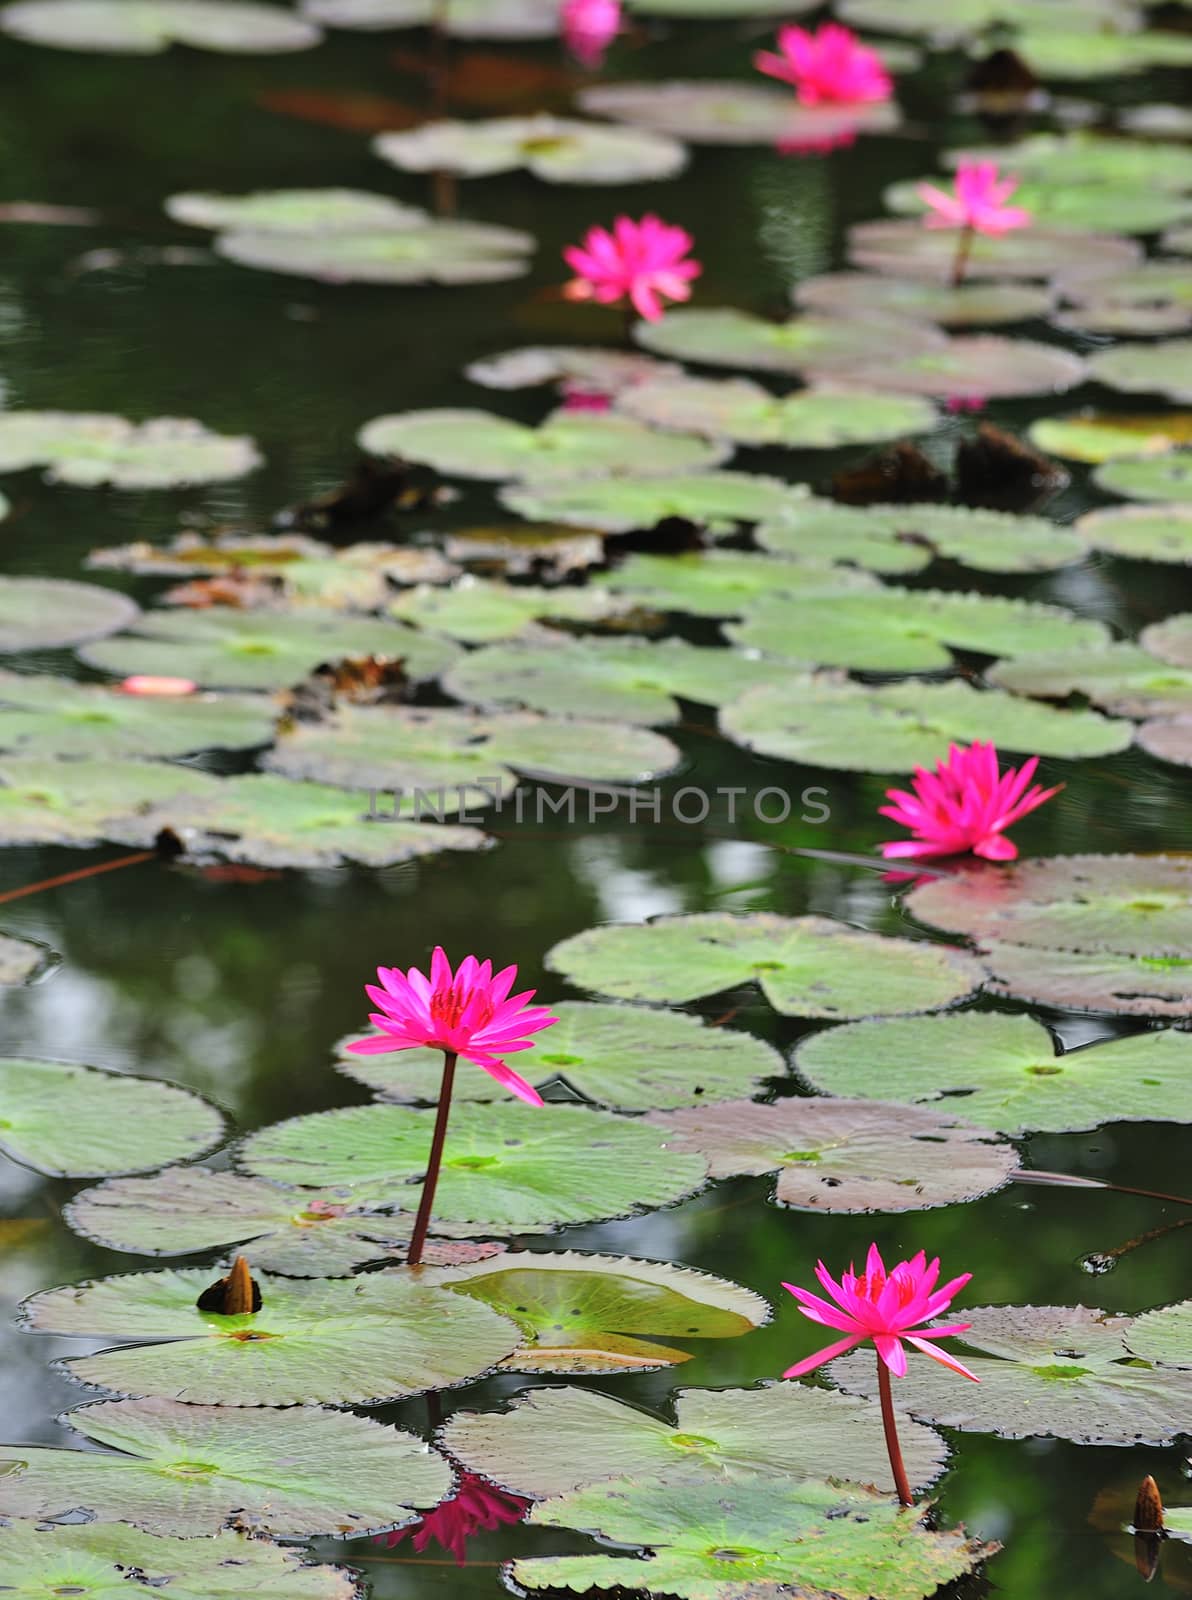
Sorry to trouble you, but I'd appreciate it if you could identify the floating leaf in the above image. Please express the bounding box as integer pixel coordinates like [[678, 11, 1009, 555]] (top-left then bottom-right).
[[300, 0, 559, 36], [0, 577, 137, 651], [81, 608, 457, 690], [0, 1059, 224, 1178], [885, 176, 1192, 237], [837, 0, 1129, 41], [444, 522, 606, 578], [579, 79, 897, 147], [945, 131, 1192, 192], [466, 345, 681, 395], [617, 376, 937, 449], [0, 413, 261, 487], [0, 673, 274, 759], [1088, 341, 1192, 404], [1124, 1301, 1192, 1368], [216, 218, 534, 285], [1095, 455, 1192, 504], [0, 757, 217, 849], [824, 335, 1086, 400], [830, 1304, 1192, 1445], [1145, 614, 1192, 670], [23, 1266, 521, 1405], [167, 186, 427, 232], [0, 1524, 354, 1599], [0, 0, 320, 52], [427, 1251, 767, 1372], [502, 471, 801, 535], [849, 219, 1139, 281], [547, 912, 983, 1018], [1059, 259, 1192, 310], [0, 1396, 450, 1536], [443, 1381, 947, 1500], [721, 673, 1130, 771], [1077, 504, 1192, 563], [975, 938, 1192, 1018], [1138, 715, 1192, 769], [1053, 300, 1192, 336], [512, 1474, 991, 1600], [375, 116, 687, 185], [1016, 28, 1192, 79], [605, 550, 879, 615], [634, 307, 942, 379], [989, 642, 1192, 717], [1029, 412, 1192, 464], [794, 1013, 1192, 1135], [794, 272, 1055, 327], [340, 1000, 784, 1110], [388, 578, 636, 642], [0, 932, 49, 985]]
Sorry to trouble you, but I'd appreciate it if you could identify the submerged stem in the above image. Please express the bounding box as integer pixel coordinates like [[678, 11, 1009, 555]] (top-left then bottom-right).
[[877, 1355, 913, 1507], [406, 1048, 458, 1267], [950, 224, 974, 288]]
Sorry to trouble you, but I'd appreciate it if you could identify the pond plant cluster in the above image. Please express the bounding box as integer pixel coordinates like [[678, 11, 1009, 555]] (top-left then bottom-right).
[[0, 0, 1190, 1596]]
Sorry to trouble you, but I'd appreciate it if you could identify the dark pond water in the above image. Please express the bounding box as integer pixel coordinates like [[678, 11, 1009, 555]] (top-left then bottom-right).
[[0, 9, 1190, 1600]]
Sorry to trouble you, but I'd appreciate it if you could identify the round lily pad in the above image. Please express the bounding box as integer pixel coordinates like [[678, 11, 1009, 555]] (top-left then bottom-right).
[[578, 79, 898, 147], [0, 757, 218, 849], [0, 412, 261, 487], [1124, 1301, 1192, 1368], [1030, 411, 1192, 464], [605, 550, 879, 615], [1089, 340, 1192, 403], [300, 0, 559, 36], [756, 498, 1085, 574], [375, 116, 687, 185], [427, 1251, 768, 1373], [466, 345, 681, 396], [726, 586, 1108, 673], [634, 307, 942, 379], [0, 577, 137, 651], [721, 673, 1131, 771], [0, 1058, 224, 1179], [1059, 259, 1192, 310], [946, 132, 1192, 192], [501, 471, 802, 535], [23, 1266, 521, 1405], [830, 1303, 1192, 1445], [547, 912, 983, 1018], [989, 642, 1192, 716], [340, 1000, 784, 1111], [80, 608, 458, 691], [0, 1524, 355, 1600], [0, 0, 321, 52], [837, 0, 1129, 40], [167, 187, 427, 233], [976, 938, 1192, 1018], [0, 673, 274, 759], [794, 272, 1055, 327], [0, 1396, 451, 1536], [824, 335, 1086, 400], [388, 579, 635, 642], [359, 408, 727, 483], [217, 218, 534, 285], [443, 1380, 947, 1501], [240, 1102, 708, 1228], [617, 376, 937, 449], [794, 1012, 1192, 1136], [1077, 504, 1192, 563], [1016, 27, 1192, 80], [848, 219, 1140, 281], [1145, 614, 1192, 670], [1138, 714, 1192, 769], [1095, 454, 1192, 504], [1053, 300, 1192, 336]]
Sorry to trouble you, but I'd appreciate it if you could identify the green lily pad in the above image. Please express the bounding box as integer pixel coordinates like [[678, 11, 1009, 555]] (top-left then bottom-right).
[[756, 498, 1085, 574], [511, 1474, 991, 1600], [794, 1012, 1192, 1135], [885, 176, 1192, 237], [0, 413, 261, 487], [837, 0, 1129, 41], [976, 938, 1192, 1017], [945, 133, 1192, 192], [466, 345, 681, 395], [794, 272, 1055, 327], [1138, 715, 1192, 769], [830, 1303, 1192, 1445], [1076, 503, 1192, 563], [444, 636, 790, 724], [1124, 1301, 1192, 1368], [848, 219, 1140, 281], [634, 307, 942, 379], [167, 186, 427, 233], [0, 1524, 355, 1599], [1059, 260, 1192, 309], [443, 1381, 947, 1501], [65, 1167, 502, 1275], [359, 408, 727, 484], [340, 1000, 784, 1111], [0, 1058, 224, 1178], [1017, 28, 1192, 80], [726, 586, 1108, 673], [1145, 614, 1192, 671], [0, 757, 218, 849], [547, 912, 983, 1018], [721, 673, 1130, 771], [1029, 411, 1192, 464], [0, 931, 50, 985], [80, 608, 458, 690], [0, 578, 137, 651], [0, 1396, 451, 1536], [0, 0, 320, 52], [375, 116, 687, 185], [605, 550, 879, 615], [388, 579, 636, 642], [629, 0, 815, 14], [1095, 454, 1192, 503], [216, 218, 534, 285], [240, 1102, 708, 1227], [989, 641, 1192, 716], [617, 376, 937, 449], [502, 471, 802, 535], [1088, 340, 1192, 403], [22, 1267, 521, 1405], [427, 1251, 767, 1373], [823, 335, 1086, 400], [1053, 300, 1192, 336], [578, 79, 898, 147], [299, 0, 559, 37], [0, 673, 274, 759]]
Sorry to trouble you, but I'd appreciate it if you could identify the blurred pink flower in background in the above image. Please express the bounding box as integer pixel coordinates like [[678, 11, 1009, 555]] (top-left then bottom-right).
[[560, 381, 612, 412], [119, 675, 197, 696], [917, 160, 1032, 235], [563, 214, 701, 322], [375, 1472, 531, 1566], [560, 0, 621, 69], [756, 22, 892, 106], [945, 393, 987, 413], [878, 740, 1061, 861]]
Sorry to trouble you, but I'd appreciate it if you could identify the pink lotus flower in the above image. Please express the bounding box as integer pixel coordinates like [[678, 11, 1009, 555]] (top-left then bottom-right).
[[375, 1472, 531, 1565], [917, 160, 1032, 236], [560, 381, 612, 413], [347, 946, 557, 1105], [879, 740, 1062, 862], [755, 23, 892, 106], [560, 0, 620, 69], [784, 1243, 978, 1382], [563, 214, 701, 323], [945, 393, 987, 414]]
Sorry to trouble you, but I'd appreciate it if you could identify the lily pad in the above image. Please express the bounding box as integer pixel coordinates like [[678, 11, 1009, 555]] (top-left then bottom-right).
[[1076, 503, 1192, 563], [605, 550, 879, 615], [0, 757, 218, 849], [794, 1012, 1192, 1135], [1138, 714, 1192, 768], [1016, 28, 1192, 80], [502, 471, 802, 536], [0, 0, 320, 52], [0, 673, 274, 759], [360, 408, 727, 484], [1059, 259, 1192, 309], [375, 116, 687, 185], [721, 673, 1131, 771], [634, 307, 942, 379], [0, 577, 137, 651], [0, 1397, 451, 1536], [794, 272, 1055, 327], [443, 1381, 947, 1500], [617, 376, 937, 449], [726, 586, 1108, 673], [1053, 300, 1192, 336], [1029, 412, 1192, 464], [1123, 1300, 1192, 1368], [578, 79, 898, 148], [388, 578, 635, 642], [466, 345, 681, 396], [216, 218, 534, 285], [821, 335, 1086, 400], [837, 0, 1130, 41], [340, 1000, 784, 1110], [0, 412, 261, 487], [300, 0, 559, 37], [22, 1267, 521, 1405], [945, 132, 1192, 192], [0, 1524, 355, 1599], [848, 219, 1140, 281], [830, 1303, 1192, 1445], [629, 0, 815, 13], [1145, 614, 1192, 670], [167, 186, 427, 232], [547, 912, 983, 1017], [426, 1251, 767, 1373], [80, 608, 458, 690], [240, 1102, 708, 1227], [885, 176, 1192, 237], [0, 932, 49, 985], [1095, 454, 1192, 504], [975, 938, 1192, 1017], [989, 641, 1192, 716], [756, 498, 1085, 574], [1088, 340, 1192, 403]]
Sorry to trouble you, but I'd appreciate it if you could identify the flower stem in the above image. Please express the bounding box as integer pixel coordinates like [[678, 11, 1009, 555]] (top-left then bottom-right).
[[877, 1355, 913, 1507], [950, 224, 974, 288], [407, 1049, 457, 1268]]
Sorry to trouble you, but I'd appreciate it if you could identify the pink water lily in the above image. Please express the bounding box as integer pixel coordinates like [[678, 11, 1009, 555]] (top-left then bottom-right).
[[560, 0, 621, 68], [756, 22, 892, 106], [563, 214, 701, 323], [917, 159, 1032, 236], [879, 740, 1062, 862]]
